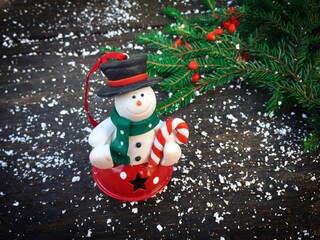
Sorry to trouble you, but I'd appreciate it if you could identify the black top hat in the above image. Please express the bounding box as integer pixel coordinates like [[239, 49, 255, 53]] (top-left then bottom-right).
[[97, 54, 161, 97]]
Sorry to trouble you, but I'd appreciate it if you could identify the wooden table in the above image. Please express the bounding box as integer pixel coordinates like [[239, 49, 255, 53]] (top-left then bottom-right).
[[1, 0, 319, 239]]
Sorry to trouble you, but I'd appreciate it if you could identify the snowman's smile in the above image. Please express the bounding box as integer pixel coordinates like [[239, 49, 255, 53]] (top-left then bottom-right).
[[126, 101, 152, 115]]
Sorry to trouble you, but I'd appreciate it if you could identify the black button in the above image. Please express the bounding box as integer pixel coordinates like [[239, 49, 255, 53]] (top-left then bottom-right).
[[135, 156, 141, 161], [136, 142, 142, 148]]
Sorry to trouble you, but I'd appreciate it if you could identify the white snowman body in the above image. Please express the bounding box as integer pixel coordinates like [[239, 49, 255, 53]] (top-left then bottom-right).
[[88, 86, 182, 169]]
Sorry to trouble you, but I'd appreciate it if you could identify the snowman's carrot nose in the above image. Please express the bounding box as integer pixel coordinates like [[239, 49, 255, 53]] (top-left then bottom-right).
[[136, 100, 142, 106]]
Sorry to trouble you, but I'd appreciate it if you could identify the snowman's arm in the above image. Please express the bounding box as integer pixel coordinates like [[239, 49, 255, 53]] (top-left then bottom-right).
[[88, 117, 115, 147]]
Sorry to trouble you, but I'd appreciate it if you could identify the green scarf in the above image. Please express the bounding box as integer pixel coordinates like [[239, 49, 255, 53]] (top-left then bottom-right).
[[110, 108, 160, 164]]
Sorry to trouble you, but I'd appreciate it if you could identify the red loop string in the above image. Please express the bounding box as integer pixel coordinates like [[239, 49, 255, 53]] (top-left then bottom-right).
[[84, 52, 128, 127]]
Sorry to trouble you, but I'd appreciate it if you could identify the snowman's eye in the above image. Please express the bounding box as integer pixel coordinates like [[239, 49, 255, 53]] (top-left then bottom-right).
[[141, 93, 144, 97], [132, 95, 136, 99]]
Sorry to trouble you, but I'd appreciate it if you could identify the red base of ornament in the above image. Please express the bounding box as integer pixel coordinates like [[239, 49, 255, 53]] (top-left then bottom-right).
[[92, 164, 173, 201]]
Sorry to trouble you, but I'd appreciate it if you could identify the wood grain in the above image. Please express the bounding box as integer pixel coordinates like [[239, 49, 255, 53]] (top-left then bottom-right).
[[0, 0, 319, 239]]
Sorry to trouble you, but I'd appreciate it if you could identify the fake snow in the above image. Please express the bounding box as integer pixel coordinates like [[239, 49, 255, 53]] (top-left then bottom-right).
[[214, 212, 224, 224], [86, 229, 92, 237], [157, 224, 163, 232], [72, 176, 81, 183], [1, 1, 319, 239], [201, 131, 208, 137], [226, 114, 238, 123], [78, 1, 140, 33]]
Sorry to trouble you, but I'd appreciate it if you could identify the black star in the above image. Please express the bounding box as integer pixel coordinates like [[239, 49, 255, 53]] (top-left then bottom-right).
[[129, 173, 148, 192]]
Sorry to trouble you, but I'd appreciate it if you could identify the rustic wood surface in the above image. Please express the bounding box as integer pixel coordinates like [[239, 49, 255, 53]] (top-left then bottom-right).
[[1, 0, 319, 239]]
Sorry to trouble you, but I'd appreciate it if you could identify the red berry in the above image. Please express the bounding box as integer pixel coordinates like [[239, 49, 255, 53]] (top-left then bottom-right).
[[221, 20, 231, 29], [192, 73, 201, 83], [173, 38, 182, 47], [228, 7, 235, 13], [206, 32, 216, 41], [214, 28, 224, 35], [236, 53, 251, 62], [230, 16, 240, 27], [189, 61, 199, 70], [184, 42, 192, 50], [228, 23, 236, 34], [242, 53, 251, 61]]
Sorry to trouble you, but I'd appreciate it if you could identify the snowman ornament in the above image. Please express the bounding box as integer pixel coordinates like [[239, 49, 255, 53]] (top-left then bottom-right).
[[85, 53, 189, 201]]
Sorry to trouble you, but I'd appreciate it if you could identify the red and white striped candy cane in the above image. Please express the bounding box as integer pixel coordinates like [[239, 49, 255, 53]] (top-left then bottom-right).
[[148, 118, 189, 167]]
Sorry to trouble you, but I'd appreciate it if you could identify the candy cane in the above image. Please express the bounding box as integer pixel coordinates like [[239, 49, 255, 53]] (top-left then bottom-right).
[[148, 118, 189, 167]]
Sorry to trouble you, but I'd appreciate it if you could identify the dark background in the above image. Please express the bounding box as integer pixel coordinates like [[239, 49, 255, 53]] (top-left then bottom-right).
[[1, 0, 319, 239]]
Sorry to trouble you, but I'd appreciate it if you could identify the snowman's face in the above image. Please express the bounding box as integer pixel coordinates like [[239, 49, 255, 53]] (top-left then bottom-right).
[[115, 86, 157, 122]]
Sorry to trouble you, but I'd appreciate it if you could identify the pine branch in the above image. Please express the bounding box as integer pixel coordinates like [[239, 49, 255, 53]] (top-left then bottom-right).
[[171, 42, 214, 59], [164, 7, 190, 25], [198, 68, 242, 91], [300, 12, 320, 33], [166, 23, 204, 40], [304, 132, 320, 152], [171, 36, 241, 60], [138, 31, 181, 54], [304, 111, 320, 151], [203, 0, 217, 12], [133, 0, 320, 151], [304, 50, 320, 83], [265, 86, 283, 114], [159, 69, 192, 91], [156, 86, 199, 115], [147, 54, 186, 74]]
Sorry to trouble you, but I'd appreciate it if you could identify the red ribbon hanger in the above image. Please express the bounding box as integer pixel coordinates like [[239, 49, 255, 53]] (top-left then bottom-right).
[[84, 52, 128, 127]]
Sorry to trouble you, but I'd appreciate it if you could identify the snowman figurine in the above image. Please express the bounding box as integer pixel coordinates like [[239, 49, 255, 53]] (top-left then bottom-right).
[[85, 53, 189, 201]]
